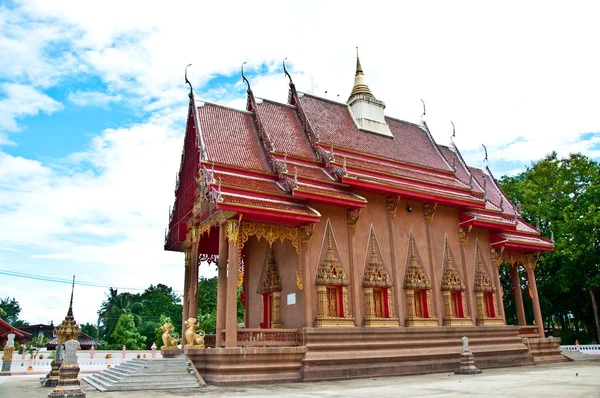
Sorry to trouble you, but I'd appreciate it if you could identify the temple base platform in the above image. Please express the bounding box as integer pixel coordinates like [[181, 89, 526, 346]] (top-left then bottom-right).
[[522, 336, 569, 365], [186, 325, 565, 385]]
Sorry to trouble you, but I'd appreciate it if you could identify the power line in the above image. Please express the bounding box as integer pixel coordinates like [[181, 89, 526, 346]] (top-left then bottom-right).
[[0, 269, 182, 294]]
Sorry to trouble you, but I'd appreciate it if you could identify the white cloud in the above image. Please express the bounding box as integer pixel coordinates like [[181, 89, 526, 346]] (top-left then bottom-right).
[[68, 90, 122, 107], [0, 84, 63, 144]]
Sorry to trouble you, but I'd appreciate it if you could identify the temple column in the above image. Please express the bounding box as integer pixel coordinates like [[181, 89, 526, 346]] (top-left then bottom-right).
[[188, 227, 199, 321], [423, 203, 441, 325], [511, 263, 527, 326], [216, 223, 228, 347], [225, 219, 240, 348], [458, 228, 476, 325], [525, 258, 545, 337], [347, 209, 362, 326], [386, 197, 403, 324], [182, 248, 191, 335], [490, 249, 506, 323], [301, 226, 314, 327]]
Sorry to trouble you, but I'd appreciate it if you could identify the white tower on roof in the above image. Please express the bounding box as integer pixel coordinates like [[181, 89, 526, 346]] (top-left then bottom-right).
[[347, 48, 392, 138]]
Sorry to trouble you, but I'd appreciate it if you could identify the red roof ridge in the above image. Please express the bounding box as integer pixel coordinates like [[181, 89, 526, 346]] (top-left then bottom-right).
[[297, 181, 366, 200], [297, 91, 349, 107], [255, 96, 297, 109], [195, 97, 253, 115]]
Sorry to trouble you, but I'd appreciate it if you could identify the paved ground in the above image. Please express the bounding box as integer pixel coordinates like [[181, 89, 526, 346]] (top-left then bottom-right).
[[1, 362, 599, 397]]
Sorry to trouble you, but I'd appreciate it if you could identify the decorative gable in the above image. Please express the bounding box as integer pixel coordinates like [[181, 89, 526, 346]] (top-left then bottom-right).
[[258, 245, 282, 294], [362, 225, 393, 287], [474, 243, 495, 292], [315, 219, 348, 285], [441, 236, 465, 291], [404, 232, 432, 290]]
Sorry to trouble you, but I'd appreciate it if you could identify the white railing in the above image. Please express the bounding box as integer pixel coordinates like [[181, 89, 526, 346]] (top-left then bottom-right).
[[6, 349, 163, 374], [561, 344, 600, 354]]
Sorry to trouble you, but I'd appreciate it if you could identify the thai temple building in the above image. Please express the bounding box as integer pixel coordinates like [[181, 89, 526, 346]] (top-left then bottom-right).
[[164, 53, 565, 384]]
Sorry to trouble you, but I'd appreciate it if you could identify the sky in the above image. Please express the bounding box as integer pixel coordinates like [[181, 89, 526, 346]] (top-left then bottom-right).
[[0, 0, 599, 327]]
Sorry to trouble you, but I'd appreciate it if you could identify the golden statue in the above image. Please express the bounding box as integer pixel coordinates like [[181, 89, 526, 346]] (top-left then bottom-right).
[[160, 322, 179, 349], [184, 318, 205, 348]]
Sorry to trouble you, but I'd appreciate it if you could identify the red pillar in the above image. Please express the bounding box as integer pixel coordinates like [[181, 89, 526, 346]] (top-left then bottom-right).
[[216, 223, 228, 347]]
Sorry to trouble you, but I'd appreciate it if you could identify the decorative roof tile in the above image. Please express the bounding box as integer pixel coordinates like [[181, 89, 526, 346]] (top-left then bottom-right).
[[198, 103, 271, 174], [298, 93, 453, 172], [218, 193, 319, 218], [255, 99, 317, 160]]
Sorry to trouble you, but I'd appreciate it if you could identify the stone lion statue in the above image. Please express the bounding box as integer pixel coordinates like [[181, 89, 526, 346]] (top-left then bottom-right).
[[161, 322, 179, 349], [184, 317, 205, 348]]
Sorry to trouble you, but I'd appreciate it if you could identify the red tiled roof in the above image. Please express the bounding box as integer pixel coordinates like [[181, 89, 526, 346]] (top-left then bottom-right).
[[198, 103, 271, 174], [217, 193, 320, 218], [438, 145, 484, 194], [285, 161, 334, 182], [516, 220, 540, 234], [211, 171, 285, 196], [298, 93, 452, 172], [491, 231, 554, 252], [342, 173, 484, 207], [460, 210, 517, 229], [47, 332, 101, 347], [294, 183, 367, 204], [339, 154, 469, 191], [468, 167, 516, 217], [255, 99, 317, 160]]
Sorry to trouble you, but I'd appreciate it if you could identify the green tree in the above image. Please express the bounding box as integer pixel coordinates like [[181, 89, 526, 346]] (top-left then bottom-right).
[[137, 284, 182, 347], [0, 297, 25, 325], [108, 313, 146, 350], [0, 307, 6, 318], [81, 323, 99, 339], [500, 152, 600, 342], [97, 288, 143, 340]]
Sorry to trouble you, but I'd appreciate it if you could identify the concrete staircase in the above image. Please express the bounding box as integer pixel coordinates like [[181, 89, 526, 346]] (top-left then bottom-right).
[[83, 357, 202, 391], [561, 350, 600, 362]]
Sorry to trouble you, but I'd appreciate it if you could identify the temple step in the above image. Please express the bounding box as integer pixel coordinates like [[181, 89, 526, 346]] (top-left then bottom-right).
[[83, 358, 203, 392], [301, 325, 534, 381]]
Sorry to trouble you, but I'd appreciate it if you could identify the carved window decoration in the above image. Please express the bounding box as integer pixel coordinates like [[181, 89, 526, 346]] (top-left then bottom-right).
[[473, 242, 503, 325], [362, 225, 399, 327], [257, 245, 282, 329], [404, 231, 437, 327], [440, 236, 472, 326], [315, 219, 354, 327]]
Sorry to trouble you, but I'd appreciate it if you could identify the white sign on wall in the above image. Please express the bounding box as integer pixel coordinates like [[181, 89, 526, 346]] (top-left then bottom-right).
[[287, 293, 296, 305]]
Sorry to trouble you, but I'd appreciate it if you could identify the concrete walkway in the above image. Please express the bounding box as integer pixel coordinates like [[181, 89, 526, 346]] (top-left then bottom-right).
[[1, 362, 599, 397]]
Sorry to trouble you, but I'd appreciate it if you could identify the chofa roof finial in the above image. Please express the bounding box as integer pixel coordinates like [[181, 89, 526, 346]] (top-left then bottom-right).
[[185, 64, 193, 95], [241, 61, 251, 92], [482, 144, 488, 170], [283, 58, 294, 86]]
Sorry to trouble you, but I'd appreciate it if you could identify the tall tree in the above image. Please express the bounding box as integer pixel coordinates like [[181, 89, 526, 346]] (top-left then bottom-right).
[[97, 288, 143, 340], [500, 152, 600, 342], [0, 297, 23, 325]]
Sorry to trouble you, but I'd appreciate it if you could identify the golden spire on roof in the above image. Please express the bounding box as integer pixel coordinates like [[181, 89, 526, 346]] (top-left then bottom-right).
[[55, 276, 82, 344], [349, 47, 373, 98]]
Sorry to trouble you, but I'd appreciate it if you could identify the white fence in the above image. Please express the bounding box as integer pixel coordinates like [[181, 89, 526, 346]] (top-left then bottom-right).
[[560, 344, 600, 355], [6, 349, 163, 374]]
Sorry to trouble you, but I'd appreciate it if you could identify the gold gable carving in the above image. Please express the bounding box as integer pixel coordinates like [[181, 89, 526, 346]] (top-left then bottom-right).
[[441, 239, 465, 291], [362, 227, 392, 287], [316, 221, 349, 285], [403, 234, 432, 290], [239, 220, 304, 291], [474, 245, 495, 293], [258, 246, 282, 294]]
